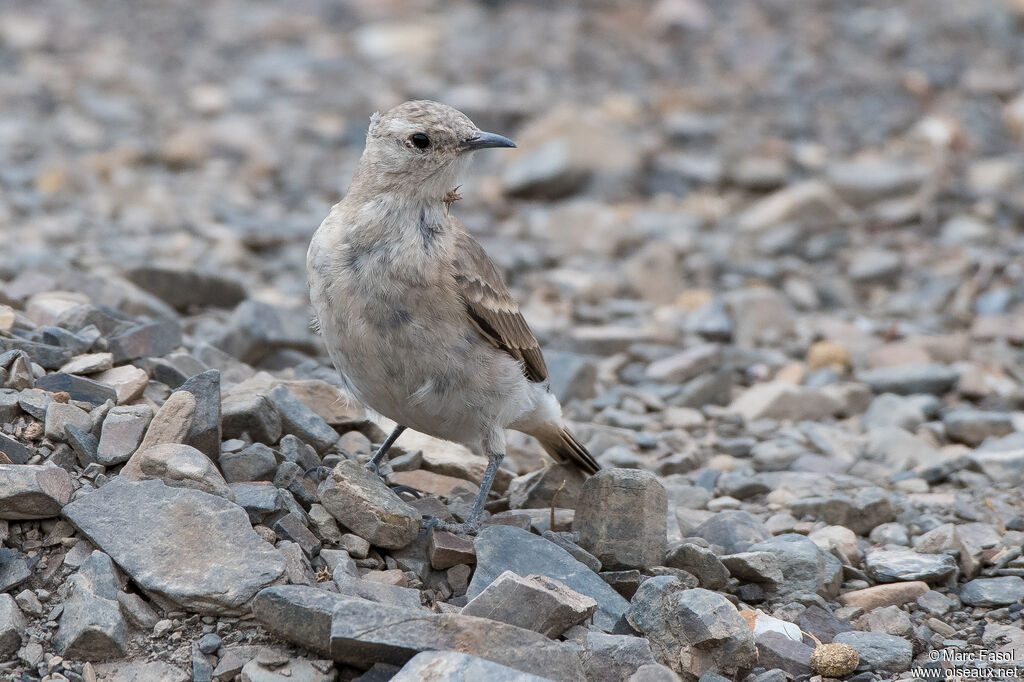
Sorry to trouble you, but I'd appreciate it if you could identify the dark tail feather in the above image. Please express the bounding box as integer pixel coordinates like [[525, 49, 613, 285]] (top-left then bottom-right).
[[540, 427, 601, 475]]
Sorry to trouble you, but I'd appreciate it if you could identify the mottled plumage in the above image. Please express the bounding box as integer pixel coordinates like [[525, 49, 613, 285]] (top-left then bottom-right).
[[307, 100, 599, 534]]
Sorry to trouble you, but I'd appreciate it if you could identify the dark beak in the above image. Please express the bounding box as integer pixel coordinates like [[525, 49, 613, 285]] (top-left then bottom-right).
[[463, 131, 516, 151]]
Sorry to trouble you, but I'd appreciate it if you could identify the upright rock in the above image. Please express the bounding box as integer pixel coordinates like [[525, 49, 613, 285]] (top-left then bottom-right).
[[574, 468, 667, 570]]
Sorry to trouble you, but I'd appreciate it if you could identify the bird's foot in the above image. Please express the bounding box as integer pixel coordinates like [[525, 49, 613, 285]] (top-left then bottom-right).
[[303, 466, 332, 483], [422, 515, 482, 536]]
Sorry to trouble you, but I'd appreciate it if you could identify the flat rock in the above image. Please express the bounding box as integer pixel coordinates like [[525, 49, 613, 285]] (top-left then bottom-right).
[[943, 409, 1014, 446], [267, 384, 338, 453], [63, 478, 285, 613], [664, 542, 729, 590], [580, 631, 659, 682], [0, 464, 72, 519], [838, 581, 929, 610], [745, 534, 841, 600], [59, 352, 114, 375], [221, 391, 282, 444], [92, 661, 190, 682], [251, 585, 346, 655], [462, 570, 596, 638], [960, 577, 1024, 606], [0, 549, 30, 593], [575, 468, 667, 570], [686, 510, 771, 554], [390, 651, 554, 682], [756, 631, 813, 678], [96, 404, 153, 466], [44, 401, 91, 441], [317, 459, 419, 549], [857, 364, 959, 396], [470, 525, 631, 633], [728, 382, 839, 422], [833, 631, 912, 673], [0, 593, 27, 657], [220, 442, 278, 483], [136, 390, 195, 452], [36, 372, 117, 406], [330, 596, 585, 679], [864, 546, 958, 584], [333, 571, 426, 611], [93, 365, 149, 404]]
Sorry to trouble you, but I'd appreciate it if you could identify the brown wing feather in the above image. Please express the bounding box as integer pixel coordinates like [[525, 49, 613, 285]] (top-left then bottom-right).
[[453, 231, 548, 384]]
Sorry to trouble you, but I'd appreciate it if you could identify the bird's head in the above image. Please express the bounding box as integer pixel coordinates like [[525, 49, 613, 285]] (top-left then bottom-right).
[[358, 100, 515, 200]]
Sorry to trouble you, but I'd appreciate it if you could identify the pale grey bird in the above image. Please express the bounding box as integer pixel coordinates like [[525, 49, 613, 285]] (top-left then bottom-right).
[[307, 100, 599, 534]]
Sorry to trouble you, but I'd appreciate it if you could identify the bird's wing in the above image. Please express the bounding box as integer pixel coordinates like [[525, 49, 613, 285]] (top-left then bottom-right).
[[452, 230, 548, 383]]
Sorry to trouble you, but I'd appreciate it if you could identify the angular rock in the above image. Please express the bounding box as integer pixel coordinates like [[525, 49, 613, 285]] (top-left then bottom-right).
[[59, 352, 114, 375], [728, 382, 839, 422], [273, 513, 321, 558], [176, 370, 222, 459], [53, 551, 128, 660], [864, 547, 958, 584], [0, 432, 32, 465], [96, 405, 153, 466], [266, 384, 338, 453], [628, 579, 756, 680], [329, 597, 584, 679], [788, 487, 894, 535], [832, 631, 912, 673], [839, 581, 929, 610], [797, 605, 854, 643], [34, 373, 111, 406], [664, 542, 729, 590], [686, 510, 771, 554], [108, 318, 183, 363], [756, 631, 813, 678], [251, 585, 346, 655], [0, 464, 72, 519], [44, 401, 91, 441], [122, 443, 233, 500], [220, 442, 278, 483], [575, 468, 667, 571], [93, 365, 149, 404], [136, 390, 195, 453], [961, 577, 1024, 606], [317, 460, 419, 550], [390, 651, 554, 682], [92, 661, 190, 682], [470, 525, 630, 633], [507, 463, 586, 510], [125, 266, 247, 312], [63, 478, 285, 613], [461, 571, 597, 638], [721, 552, 784, 587], [429, 530, 475, 570], [542, 530, 602, 574], [221, 391, 282, 444], [333, 571, 426, 611], [0, 593, 26, 657], [580, 631, 659, 682], [0, 549, 30, 593]]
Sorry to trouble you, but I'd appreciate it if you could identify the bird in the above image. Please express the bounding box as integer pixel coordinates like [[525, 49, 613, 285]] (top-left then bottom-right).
[[307, 100, 600, 535]]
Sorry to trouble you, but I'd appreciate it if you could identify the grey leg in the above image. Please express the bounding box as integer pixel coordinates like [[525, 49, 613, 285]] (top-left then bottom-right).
[[368, 424, 406, 476], [426, 449, 503, 536]]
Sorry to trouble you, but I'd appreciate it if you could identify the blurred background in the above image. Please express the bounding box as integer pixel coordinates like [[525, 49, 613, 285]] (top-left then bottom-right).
[[1, 0, 1023, 420]]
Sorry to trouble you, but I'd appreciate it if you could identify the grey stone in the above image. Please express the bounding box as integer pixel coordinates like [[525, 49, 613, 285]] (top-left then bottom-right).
[[0, 390, 21, 423], [221, 392, 282, 444], [864, 546, 958, 584], [833, 631, 912, 673], [862, 393, 926, 431], [65, 424, 98, 464], [470, 525, 630, 633], [544, 350, 598, 403], [664, 542, 729, 590], [62, 478, 285, 613], [59, 352, 113, 375], [116, 591, 160, 630], [107, 319, 183, 363], [175, 370, 221, 459], [0, 548, 30, 593], [198, 633, 221, 655], [122, 443, 233, 500], [125, 266, 247, 312], [91, 661, 190, 682], [645, 344, 722, 384], [136, 390, 195, 453], [53, 551, 129, 660], [720, 552, 784, 587], [0, 593, 26, 657], [745, 534, 840, 600], [629, 664, 682, 682], [44, 401, 91, 441], [273, 513, 321, 558], [0, 337, 71, 369], [943, 409, 1014, 446], [972, 449, 1024, 486], [317, 460, 419, 550], [18, 387, 54, 420], [96, 404, 153, 465], [628, 579, 756, 680], [267, 384, 338, 453], [581, 631, 659, 682], [508, 463, 587, 510], [391, 651, 554, 682], [756, 631, 813, 678], [541, 530, 601, 574], [826, 159, 928, 205], [857, 364, 959, 396], [330, 596, 585, 679], [686, 510, 771, 554], [461, 570, 597, 638], [960, 577, 1024, 606], [728, 382, 839, 422], [333, 571, 426, 611], [796, 605, 854, 643], [788, 487, 895, 535], [863, 604, 913, 636], [847, 249, 901, 285], [231, 483, 283, 523], [220, 442, 278, 483], [0, 464, 72, 519], [191, 642, 214, 682], [917, 589, 954, 615], [575, 468, 667, 571], [239, 656, 335, 682], [0, 432, 32, 465], [429, 529, 476, 570], [502, 139, 588, 200], [251, 585, 347, 655]]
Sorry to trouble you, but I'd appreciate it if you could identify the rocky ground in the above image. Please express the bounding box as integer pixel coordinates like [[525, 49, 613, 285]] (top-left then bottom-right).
[[2, 0, 1024, 680]]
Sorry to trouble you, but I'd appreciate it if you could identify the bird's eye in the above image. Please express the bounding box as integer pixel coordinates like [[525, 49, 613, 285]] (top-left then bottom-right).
[[409, 133, 430, 149]]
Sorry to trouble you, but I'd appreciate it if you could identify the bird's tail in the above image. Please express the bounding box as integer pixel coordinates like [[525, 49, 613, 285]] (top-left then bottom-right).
[[537, 426, 601, 475]]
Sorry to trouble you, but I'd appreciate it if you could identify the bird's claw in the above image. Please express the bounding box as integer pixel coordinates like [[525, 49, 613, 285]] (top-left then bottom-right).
[[421, 515, 482, 536], [303, 465, 331, 483]]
